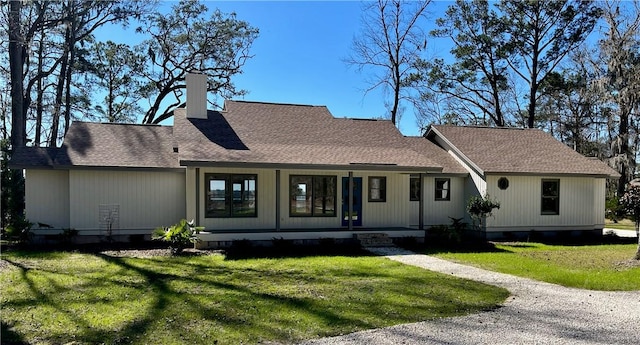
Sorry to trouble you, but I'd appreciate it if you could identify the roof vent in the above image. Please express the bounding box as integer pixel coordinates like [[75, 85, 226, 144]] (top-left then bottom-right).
[[186, 72, 208, 119]]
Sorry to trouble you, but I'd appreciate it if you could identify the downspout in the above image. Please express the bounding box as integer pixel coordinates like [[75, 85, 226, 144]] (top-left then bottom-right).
[[275, 170, 281, 231]]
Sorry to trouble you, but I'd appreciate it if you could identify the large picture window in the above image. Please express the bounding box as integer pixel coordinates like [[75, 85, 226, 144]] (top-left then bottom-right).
[[290, 175, 336, 217], [541, 179, 560, 215], [368, 176, 386, 202], [206, 174, 257, 218], [435, 178, 450, 201]]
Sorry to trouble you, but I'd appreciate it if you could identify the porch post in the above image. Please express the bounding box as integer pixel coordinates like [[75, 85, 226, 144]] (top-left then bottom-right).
[[195, 168, 200, 225], [275, 169, 281, 231], [419, 173, 424, 230], [348, 171, 354, 231]]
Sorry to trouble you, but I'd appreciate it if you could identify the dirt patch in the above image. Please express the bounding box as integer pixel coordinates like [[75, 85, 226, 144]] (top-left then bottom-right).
[[98, 248, 222, 258], [614, 259, 640, 270]]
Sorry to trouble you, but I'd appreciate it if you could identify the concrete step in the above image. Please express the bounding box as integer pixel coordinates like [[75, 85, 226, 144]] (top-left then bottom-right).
[[354, 233, 395, 247]]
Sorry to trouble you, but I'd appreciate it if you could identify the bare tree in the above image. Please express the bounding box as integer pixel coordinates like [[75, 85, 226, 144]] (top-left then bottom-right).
[[347, 0, 431, 127]]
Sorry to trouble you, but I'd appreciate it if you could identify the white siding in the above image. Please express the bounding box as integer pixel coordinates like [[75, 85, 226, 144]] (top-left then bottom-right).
[[409, 176, 466, 227], [25, 169, 70, 229], [69, 170, 185, 233], [485, 175, 604, 232], [593, 178, 606, 227], [194, 168, 414, 231]]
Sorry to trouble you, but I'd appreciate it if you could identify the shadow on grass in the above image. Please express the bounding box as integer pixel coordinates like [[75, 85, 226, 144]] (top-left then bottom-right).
[[1, 321, 28, 345], [223, 241, 373, 260]]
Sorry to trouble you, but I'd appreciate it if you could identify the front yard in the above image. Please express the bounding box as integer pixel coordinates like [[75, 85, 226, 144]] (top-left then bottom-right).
[[431, 242, 640, 291], [0, 249, 508, 345]]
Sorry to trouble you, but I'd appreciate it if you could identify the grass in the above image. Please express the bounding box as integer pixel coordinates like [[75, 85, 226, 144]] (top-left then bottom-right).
[[0, 249, 508, 345], [605, 218, 638, 230], [430, 242, 640, 291]]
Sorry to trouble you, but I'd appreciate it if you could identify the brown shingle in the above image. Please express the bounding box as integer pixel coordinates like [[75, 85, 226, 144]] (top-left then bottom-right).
[[54, 122, 179, 168], [429, 125, 619, 177], [175, 100, 442, 170], [404, 137, 468, 174]]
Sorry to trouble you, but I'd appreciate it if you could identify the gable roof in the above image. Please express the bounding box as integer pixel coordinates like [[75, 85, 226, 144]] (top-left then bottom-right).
[[174, 100, 442, 171], [11, 122, 179, 169], [427, 125, 619, 177], [403, 137, 468, 175]]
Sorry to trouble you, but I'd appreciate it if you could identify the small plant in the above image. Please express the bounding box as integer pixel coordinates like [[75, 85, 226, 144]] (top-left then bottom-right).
[[152, 219, 203, 255], [467, 194, 500, 231], [3, 217, 33, 244], [605, 196, 622, 222]]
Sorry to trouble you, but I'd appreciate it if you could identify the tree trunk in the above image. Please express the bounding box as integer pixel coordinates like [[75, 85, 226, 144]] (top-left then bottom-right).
[[9, 0, 25, 149]]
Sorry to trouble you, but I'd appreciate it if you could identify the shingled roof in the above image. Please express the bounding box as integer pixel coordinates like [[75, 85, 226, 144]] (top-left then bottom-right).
[[174, 100, 442, 171], [427, 125, 619, 177], [11, 122, 179, 169], [404, 136, 468, 175]]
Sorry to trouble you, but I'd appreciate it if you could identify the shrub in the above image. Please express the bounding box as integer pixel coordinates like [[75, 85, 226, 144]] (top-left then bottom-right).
[[152, 219, 203, 255], [467, 194, 500, 230], [3, 217, 33, 244]]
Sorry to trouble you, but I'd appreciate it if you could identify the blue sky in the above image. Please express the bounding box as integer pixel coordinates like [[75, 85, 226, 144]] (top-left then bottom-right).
[[208, 1, 450, 136]]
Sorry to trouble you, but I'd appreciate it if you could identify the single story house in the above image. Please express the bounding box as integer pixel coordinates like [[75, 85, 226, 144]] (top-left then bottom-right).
[[10, 73, 619, 246]]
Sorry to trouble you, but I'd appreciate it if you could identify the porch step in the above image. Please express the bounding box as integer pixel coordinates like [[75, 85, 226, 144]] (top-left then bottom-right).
[[354, 233, 395, 247]]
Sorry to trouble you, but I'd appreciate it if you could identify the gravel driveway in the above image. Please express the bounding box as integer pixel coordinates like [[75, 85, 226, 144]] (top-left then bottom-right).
[[301, 247, 640, 345]]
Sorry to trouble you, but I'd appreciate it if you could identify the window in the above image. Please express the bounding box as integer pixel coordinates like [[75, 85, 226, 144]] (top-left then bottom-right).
[[410, 175, 421, 201], [205, 174, 257, 218], [290, 175, 336, 217], [368, 176, 386, 202], [541, 179, 560, 215], [435, 178, 450, 201], [498, 177, 510, 190]]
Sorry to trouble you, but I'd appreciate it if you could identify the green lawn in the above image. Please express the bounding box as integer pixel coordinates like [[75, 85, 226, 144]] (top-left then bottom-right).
[[605, 218, 637, 230], [0, 250, 508, 345], [432, 243, 640, 291]]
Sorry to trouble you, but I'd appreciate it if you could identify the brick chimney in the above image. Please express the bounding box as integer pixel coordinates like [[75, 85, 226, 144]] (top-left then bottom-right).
[[186, 72, 207, 119]]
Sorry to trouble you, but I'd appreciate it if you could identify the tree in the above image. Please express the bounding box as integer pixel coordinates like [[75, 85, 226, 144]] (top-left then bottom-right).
[[86, 41, 145, 123], [415, 0, 512, 127], [347, 0, 431, 127], [595, 1, 640, 197], [418, 0, 600, 129], [499, 0, 601, 128], [137, 0, 259, 124]]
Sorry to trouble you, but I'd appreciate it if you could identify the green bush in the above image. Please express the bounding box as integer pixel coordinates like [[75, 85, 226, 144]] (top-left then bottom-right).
[[467, 194, 500, 230], [3, 217, 33, 244], [152, 219, 203, 255]]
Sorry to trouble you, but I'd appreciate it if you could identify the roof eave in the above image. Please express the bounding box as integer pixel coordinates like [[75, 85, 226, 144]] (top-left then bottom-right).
[[426, 126, 486, 176], [179, 160, 442, 173]]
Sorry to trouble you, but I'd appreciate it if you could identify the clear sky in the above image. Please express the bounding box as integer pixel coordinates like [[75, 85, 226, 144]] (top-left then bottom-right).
[[201, 0, 450, 136]]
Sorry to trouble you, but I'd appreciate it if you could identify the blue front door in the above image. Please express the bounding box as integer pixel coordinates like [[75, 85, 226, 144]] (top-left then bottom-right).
[[342, 177, 362, 226]]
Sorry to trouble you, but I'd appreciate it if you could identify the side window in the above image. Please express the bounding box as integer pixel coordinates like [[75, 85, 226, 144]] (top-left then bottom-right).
[[435, 178, 450, 201], [410, 175, 421, 201], [368, 176, 386, 202], [541, 179, 560, 215]]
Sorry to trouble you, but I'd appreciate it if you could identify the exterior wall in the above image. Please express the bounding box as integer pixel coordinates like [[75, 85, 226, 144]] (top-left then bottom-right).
[[191, 168, 413, 231], [25, 169, 70, 230], [69, 170, 186, 235], [484, 175, 605, 232], [409, 175, 466, 228]]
